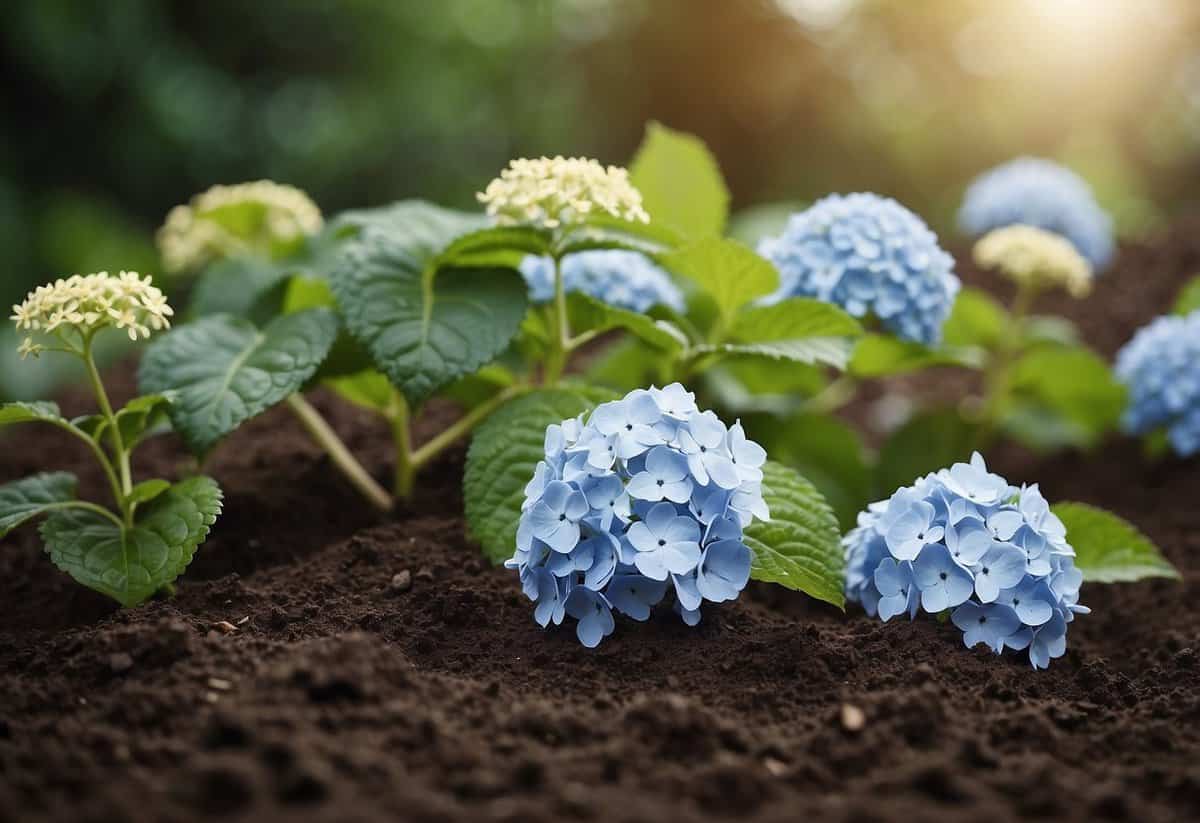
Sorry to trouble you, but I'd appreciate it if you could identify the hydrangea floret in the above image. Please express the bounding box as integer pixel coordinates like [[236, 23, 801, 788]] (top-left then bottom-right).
[[506, 383, 769, 646], [157, 180, 324, 274], [519, 250, 685, 314], [1115, 311, 1200, 456], [477, 156, 650, 230], [958, 157, 1113, 270], [11, 271, 173, 357], [844, 452, 1088, 669], [757, 193, 961, 345], [973, 224, 1093, 299]]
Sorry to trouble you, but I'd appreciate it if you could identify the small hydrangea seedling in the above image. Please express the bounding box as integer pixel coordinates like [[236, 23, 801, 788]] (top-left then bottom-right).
[[506, 383, 768, 646], [758, 193, 961, 345], [1115, 310, 1200, 456], [958, 156, 1113, 270], [3, 272, 222, 606], [844, 453, 1087, 669]]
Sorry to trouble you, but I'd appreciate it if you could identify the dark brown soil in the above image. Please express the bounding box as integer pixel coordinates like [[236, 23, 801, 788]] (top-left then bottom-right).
[[3, 220, 1200, 823]]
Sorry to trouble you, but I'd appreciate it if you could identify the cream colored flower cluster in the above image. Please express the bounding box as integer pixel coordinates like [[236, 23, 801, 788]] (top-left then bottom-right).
[[11, 272, 174, 357], [477, 156, 650, 230], [973, 224, 1093, 298], [157, 180, 323, 274]]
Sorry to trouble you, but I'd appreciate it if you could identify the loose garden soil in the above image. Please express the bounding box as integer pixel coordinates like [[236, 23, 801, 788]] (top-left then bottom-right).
[[2, 220, 1199, 822]]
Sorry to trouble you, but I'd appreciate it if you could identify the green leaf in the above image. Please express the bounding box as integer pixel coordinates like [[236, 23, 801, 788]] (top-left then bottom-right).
[[876, 410, 979, 497], [0, 472, 77, 537], [113, 393, 176, 449], [1051, 502, 1180, 583], [584, 336, 670, 392], [943, 287, 1007, 349], [1173, 275, 1200, 316], [139, 309, 340, 455], [701, 297, 863, 370], [41, 476, 222, 607], [743, 461, 845, 609], [849, 334, 984, 378], [660, 237, 778, 325], [1006, 346, 1126, 450], [629, 121, 730, 238], [727, 200, 806, 247], [330, 202, 529, 405], [324, 370, 397, 416], [553, 215, 682, 258], [0, 401, 67, 428], [438, 225, 550, 269], [1022, 315, 1081, 348], [752, 413, 872, 531], [464, 386, 617, 563], [128, 479, 171, 507], [567, 292, 686, 354], [189, 257, 292, 319]]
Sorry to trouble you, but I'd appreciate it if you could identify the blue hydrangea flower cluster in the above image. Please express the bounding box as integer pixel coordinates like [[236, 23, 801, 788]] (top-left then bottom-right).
[[1114, 311, 1200, 457], [506, 384, 769, 647], [520, 250, 686, 314], [844, 453, 1088, 669], [757, 193, 960, 345], [958, 157, 1114, 270]]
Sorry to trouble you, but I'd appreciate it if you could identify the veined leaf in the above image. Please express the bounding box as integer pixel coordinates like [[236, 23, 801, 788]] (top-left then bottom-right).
[[0, 472, 78, 538], [330, 201, 529, 405], [1006, 346, 1125, 450], [139, 309, 339, 455], [699, 297, 863, 369], [189, 256, 293, 319], [661, 237, 779, 325], [849, 334, 984, 378], [629, 121, 730, 238], [743, 461, 845, 609], [689, 338, 856, 371], [464, 386, 617, 563], [128, 479, 171, 507], [1052, 502, 1180, 583], [41, 476, 222, 607], [438, 225, 551, 269], [567, 292, 686, 354], [0, 401, 67, 428], [553, 215, 682, 258]]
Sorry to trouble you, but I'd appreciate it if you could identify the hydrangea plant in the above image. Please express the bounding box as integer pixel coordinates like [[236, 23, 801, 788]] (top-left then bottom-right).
[[958, 157, 1113, 270], [2, 272, 221, 606], [758, 193, 961, 345], [844, 453, 1086, 668], [505, 384, 767, 645], [1115, 310, 1200, 456]]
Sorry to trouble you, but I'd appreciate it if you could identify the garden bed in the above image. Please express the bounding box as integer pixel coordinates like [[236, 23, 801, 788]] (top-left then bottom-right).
[[1, 220, 1198, 823]]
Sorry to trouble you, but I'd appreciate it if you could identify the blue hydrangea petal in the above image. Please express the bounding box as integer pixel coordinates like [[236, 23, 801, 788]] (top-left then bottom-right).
[[913, 544, 975, 612], [672, 571, 703, 611], [974, 544, 1027, 603], [607, 573, 668, 620], [1029, 611, 1068, 669], [564, 587, 615, 648], [696, 539, 751, 603]]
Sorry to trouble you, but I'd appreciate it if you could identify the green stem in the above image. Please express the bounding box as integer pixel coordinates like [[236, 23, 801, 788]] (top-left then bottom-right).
[[978, 282, 1039, 443], [81, 335, 133, 523], [38, 500, 126, 530], [803, 374, 859, 415], [543, 255, 571, 385], [285, 393, 393, 512], [391, 391, 416, 499]]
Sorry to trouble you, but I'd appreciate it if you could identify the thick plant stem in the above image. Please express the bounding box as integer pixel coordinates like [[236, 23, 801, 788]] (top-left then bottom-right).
[[81, 336, 133, 523], [543, 255, 571, 385], [391, 392, 416, 500], [285, 394, 393, 512]]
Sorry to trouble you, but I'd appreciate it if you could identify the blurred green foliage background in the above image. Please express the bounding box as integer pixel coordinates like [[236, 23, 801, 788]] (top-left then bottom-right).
[[4, 0, 1200, 397]]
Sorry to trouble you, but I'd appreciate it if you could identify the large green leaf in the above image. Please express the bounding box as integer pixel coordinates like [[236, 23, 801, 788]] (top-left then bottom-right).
[[752, 413, 872, 531], [743, 461, 845, 609], [1006, 346, 1126, 450], [629, 121, 730, 238], [1051, 502, 1180, 583], [0, 472, 78, 537], [1174, 275, 1200, 316], [553, 215, 683, 258], [566, 293, 687, 354], [849, 334, 984, 378], [660, 237, 779, 325], [438, 225, 551, 269], [0, 401, 67, 428], [330, 202, 529, 405], [464, 386, 617, 563], [189, 256, 293, 320], [876, 410, 979, 497], [41, 476, 222, 607], [699, 297, 863, 370], [942, 287, 1007, 349], [139, 309, 339, 455]]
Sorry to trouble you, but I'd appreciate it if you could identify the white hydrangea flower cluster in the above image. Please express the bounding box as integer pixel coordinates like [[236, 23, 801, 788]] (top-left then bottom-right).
[[11, 272, 174, 357], [157, 180, 324, 274], [477, 157, 650, 230], [973, 225, 1093, 299]]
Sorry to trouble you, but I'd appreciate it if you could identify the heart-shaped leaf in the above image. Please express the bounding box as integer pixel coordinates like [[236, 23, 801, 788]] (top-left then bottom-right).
[[41, 476, 223, 607], [629, 121, 730, 239], [330, 201, 529, 405], [139, 309, 339, 454]]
